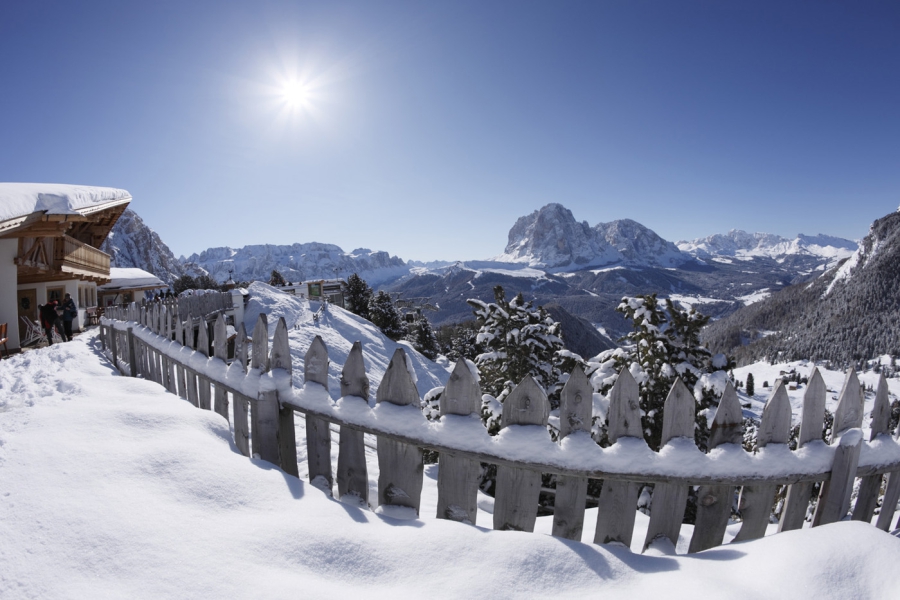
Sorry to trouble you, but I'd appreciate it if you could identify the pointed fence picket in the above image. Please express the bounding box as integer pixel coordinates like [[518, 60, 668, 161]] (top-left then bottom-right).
[[99, 304, 900, 557]]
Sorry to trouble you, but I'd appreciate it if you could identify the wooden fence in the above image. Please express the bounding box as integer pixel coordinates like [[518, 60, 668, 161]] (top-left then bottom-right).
[[99, 302, 900, 553]]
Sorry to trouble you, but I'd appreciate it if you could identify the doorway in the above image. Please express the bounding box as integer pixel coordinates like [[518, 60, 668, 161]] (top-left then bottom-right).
[[17, 288, 37, 344]]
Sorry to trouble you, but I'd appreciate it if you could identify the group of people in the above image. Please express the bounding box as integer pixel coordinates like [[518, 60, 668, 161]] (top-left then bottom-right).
[[39, 293, 78, 345]]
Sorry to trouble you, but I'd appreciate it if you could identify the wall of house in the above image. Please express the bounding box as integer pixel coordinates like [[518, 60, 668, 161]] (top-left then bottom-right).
[[17, 279, 88, 332], [0, 238, 21, 350]]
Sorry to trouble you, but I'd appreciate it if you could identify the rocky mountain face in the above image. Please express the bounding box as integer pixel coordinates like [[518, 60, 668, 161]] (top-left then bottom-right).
[[703, 209, 900, 366], [100, 209, 185, 283], [498, 203, 687, 269], [181, 244, 409, 286]]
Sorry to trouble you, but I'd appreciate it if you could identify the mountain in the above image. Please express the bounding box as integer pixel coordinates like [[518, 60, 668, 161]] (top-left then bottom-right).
[[181, 244, 410, 286], [703, 209, 900, 366], [496, 203, 687, 270], [677, 230, 857, 264], [100, 209, 186, 283]]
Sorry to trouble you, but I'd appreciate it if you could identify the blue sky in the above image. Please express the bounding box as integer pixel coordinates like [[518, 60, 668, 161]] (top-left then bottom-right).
[[1, 1, 898, 261]]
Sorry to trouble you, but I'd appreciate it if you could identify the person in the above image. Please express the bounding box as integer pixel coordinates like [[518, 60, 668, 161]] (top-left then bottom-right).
[[61, 293, 77, 342], [39, 300, 61, 346]]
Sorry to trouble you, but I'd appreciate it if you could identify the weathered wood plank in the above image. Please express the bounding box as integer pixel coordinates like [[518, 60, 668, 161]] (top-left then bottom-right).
[[779, 368, 827, 532], [232, 393, 251, 457], [376, 349, 424, 513], [812, 428, 863, 526], [337, 341, 370, 503], [437, 358, 482, 524], [552, 366, 592, 540], [733, 381, 792, 542], [812, 370, 865, 526], [127, 327, 137, 378], [304, 334, 332, 488], [196, 317, 211, 409], [852, 374, 890, 522], [212, 314, 229, 421], [876, 469, 900, 531], [644, 378, 694, 552], [595, 368, 644, 546], [689, 382, 743, 553], [494, 377, 549, 532], [271, 317, 298, 477], [250, 314, 268, 458]]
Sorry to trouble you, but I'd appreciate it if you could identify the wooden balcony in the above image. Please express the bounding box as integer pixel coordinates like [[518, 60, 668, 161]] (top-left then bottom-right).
[[16, 235, 111, 284]]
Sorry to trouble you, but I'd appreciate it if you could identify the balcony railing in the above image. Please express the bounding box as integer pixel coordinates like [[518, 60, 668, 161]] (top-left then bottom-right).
[[53, 235, 110, 279]]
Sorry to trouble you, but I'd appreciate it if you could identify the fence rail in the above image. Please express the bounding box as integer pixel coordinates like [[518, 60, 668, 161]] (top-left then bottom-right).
[[99, 301, 900, 553]]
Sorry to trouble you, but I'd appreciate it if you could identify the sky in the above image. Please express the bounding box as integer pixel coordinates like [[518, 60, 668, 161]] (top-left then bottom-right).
[[1, 1, 899, 261]]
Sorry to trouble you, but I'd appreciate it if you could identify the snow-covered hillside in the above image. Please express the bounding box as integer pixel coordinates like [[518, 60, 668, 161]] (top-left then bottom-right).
[[496, 203, 687, 270], [2, 336, 899, 598], [183, 243, 409, 286], [677, 229, 857, 263], [243, 281, 449, 397]]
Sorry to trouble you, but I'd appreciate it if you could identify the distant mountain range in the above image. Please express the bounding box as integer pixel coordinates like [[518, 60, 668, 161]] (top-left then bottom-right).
[[704, 209, 900, 366], [105, 202, 869, 361]]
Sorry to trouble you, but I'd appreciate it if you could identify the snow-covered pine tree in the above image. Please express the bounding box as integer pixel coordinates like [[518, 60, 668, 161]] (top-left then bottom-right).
[[269, 269, 286, 287], [407, 314, 440, 361], [592, 294, 733, 452], [368, 291, 407, 341], [468, 285, 582, 433], [746, 372, 755, 396], [344, 273, 373, 320]]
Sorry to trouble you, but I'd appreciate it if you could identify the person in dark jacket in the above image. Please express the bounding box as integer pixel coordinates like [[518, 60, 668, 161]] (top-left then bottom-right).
[[61, 293, 77, 342], [39, 300, 61, 346]]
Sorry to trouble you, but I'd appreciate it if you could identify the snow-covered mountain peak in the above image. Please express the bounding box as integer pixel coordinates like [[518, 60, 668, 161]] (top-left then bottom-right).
[[100, 208, 186, 284]]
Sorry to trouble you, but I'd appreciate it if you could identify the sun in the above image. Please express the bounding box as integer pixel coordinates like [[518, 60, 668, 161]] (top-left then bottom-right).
[[281, 80, 309, 108]]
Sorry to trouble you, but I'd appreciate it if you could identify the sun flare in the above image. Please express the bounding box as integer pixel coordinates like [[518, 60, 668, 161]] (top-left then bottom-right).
[[281, 80, 309, 108]]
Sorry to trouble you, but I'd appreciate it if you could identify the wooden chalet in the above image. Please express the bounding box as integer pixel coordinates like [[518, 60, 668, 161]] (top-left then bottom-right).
[[0, 183, 131, 350]]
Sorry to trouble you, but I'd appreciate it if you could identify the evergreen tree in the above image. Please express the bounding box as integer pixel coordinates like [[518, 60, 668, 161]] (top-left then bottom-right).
[[407, 314, 440, 361], [593, 294, 733, 452], [746, 372, 755, 397], [468, 286, 582, 433], [269, 269, 286, 287], [344, 273, 373, 320], [368, 291, 407, 341]]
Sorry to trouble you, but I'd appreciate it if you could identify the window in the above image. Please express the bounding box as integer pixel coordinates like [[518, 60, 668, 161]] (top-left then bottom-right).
[[47, 287, 64, 303]]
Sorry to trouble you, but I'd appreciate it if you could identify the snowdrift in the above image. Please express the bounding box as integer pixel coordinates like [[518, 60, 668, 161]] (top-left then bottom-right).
[[2, 335, 900, 598]]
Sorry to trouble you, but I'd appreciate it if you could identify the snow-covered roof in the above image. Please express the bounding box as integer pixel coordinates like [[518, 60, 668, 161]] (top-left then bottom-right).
[[98, 268, 166, 291], [0, 183, 131, 224]]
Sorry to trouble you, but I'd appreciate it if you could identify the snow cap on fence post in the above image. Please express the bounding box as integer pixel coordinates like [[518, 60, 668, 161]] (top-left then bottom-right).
[[251, 314, 269, 373], [440, 358, 481, 417], [376, 348, 418, 406], [304, 335, 329, 386], [501, 376, 549, 428], [340, 341, 369, 399], [558, 365, 592, 438], [607, 367, 643, 443], [270, 317, 291, 374], [832, 368, 863, 440]]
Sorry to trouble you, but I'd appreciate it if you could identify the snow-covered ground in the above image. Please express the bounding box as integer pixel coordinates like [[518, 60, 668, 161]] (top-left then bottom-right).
[[2, 333, 900, 598]]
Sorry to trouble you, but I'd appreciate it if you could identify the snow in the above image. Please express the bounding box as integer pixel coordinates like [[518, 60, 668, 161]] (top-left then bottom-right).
[[2, 336, 900, 598], [735, 288, 771, 306], [677, 229, 857, 262], [244, 282, 449, 397], [97, 267, 166, 291], [0, 182, 130, 223]]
